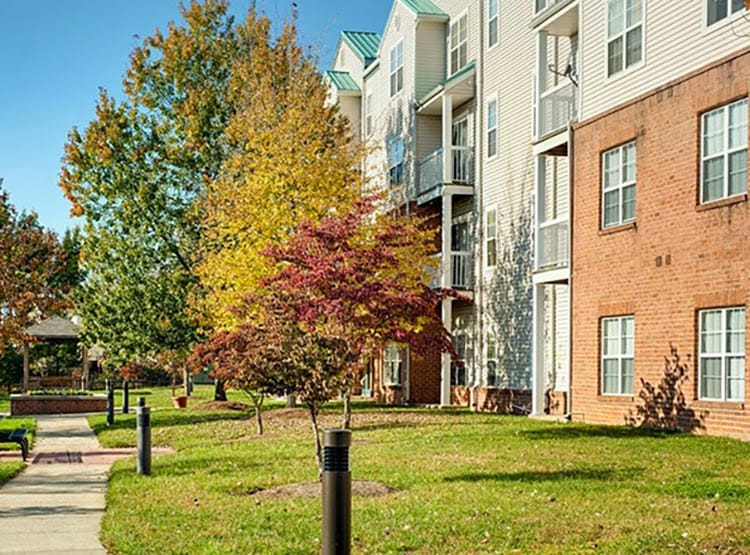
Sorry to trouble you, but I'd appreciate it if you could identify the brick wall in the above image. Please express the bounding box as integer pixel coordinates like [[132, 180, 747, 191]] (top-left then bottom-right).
[[11, 395, 108, 415], [571, 49, 750, 441], [409, 348, 441, 404]]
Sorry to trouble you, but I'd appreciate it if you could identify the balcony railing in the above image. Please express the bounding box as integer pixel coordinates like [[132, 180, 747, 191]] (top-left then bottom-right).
[[536, 218, 568, 270], [536, 80, 577, 139], [426, 252, 473, 289], [417, 146, 475, 197]]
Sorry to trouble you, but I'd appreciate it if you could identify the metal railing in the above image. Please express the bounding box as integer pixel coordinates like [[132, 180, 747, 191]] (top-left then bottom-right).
[[451, 251, 472, 289], [536, 218, 568, 270], [537, 80, 577, 139], [417, 146, 475, 196]]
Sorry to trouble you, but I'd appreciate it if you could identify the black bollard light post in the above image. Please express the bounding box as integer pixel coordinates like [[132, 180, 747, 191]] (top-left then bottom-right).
[[122, 380, 129, 414], [136, 397, 151, 476], [106, 379, 114, 426], [322, 429, 352, 555]]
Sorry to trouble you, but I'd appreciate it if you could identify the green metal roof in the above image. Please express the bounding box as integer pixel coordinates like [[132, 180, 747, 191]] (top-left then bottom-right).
[[341, 31, 381, 67], [325, 70, 361, 92], [400, 0, 447, 16]]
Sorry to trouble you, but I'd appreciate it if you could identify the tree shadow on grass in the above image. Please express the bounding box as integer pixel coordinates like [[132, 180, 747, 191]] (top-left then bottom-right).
[[445, 466, 643, 483], [520, 424, 674, 441], [90, 409, 249, 435]]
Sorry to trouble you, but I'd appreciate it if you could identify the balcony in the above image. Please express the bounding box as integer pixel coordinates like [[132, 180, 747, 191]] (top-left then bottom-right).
[[417, 146, 474, 198], [535, 218, 568, 271], [427, 252, 473, 290], [535, 80, 577, 140], [532, 0, 578, 34]]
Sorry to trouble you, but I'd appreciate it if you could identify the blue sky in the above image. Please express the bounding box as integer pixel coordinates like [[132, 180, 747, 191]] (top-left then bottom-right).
[[0, 0, 388, 235]]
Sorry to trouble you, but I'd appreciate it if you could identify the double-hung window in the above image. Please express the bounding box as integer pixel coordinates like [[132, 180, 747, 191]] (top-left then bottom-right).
[[486, 334, 502, 387], [387, 136, 405, 186], [390, 41, 404, 96], [701, 98, 748, 203], [451, 331, 469, 386], [707, 0, 745, 26], [602, 141, 636, 227], [601, 316, 634, 395], [384, 343, 403, 385], [699, 307, 745, 401], [485, 208, 497, 267], [488, 0, 499, 48], [487, 96, 498, 158], [607, 0, 643, 77], [449, 13, 468, 76]]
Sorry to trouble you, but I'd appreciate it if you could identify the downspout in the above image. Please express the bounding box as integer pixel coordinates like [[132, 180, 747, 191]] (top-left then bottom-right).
[[566, 120, 575, 419], [471, 0, 487, 411]]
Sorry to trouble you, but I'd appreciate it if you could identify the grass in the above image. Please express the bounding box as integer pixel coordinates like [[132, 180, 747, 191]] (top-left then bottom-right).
[[92, 391, 750, 554], [0, 416, 35, 487]]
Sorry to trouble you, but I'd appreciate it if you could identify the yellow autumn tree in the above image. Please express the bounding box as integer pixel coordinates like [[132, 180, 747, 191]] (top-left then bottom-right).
[[196, 11, 363, 329]]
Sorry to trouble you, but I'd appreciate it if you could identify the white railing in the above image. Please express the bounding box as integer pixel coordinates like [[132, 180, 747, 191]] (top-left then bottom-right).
[[537, 80, 577, 139], [426, 253, 442, 289], [417, 146, 475, 196], [451, 251, 472, 289], [536, 218, 568, 270]]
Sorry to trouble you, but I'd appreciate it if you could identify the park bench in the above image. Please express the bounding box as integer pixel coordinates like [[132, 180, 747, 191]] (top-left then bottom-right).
[[0, 428, 29, 461]]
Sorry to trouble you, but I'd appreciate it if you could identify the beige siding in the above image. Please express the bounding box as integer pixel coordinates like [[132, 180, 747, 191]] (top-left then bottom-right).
[[416, 114, 441, 160], [581, 1, 750, 120], [333, 41, 365, 86], [339, 95, 361, 137], [415, 21, 446, 100]]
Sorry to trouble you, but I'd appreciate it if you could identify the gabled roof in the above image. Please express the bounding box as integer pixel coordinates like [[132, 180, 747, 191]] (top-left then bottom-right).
[[25, 316, 81, 341], [400, 0, 446, 16], [341, 31, 381, 67], [325, 70, 361, 92]]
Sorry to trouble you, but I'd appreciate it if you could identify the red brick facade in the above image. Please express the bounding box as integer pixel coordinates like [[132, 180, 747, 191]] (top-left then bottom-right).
[[11, 394, 108, 415], [571, 49, 750, 440]]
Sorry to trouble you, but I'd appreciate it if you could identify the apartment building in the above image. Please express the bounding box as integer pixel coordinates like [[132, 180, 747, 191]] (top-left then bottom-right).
[[327, 0, 750, 439]]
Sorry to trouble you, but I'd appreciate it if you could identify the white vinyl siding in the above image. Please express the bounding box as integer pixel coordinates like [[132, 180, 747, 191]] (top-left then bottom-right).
[[365, 92, 373, 136], [602, 141, 636, 227], [485, 207, 497, 267], [707, 0, 745, 26], [699, 307, 745, 401], [488, 0, 499, 48], [607, 0, 643, 77], [449, 12, 468, 76], [390, 40, 404, 96], [384, 343, 403, 385], [601, 316, 634, 395], [487, 96, 498, 158], [701, 98, 748, 203]]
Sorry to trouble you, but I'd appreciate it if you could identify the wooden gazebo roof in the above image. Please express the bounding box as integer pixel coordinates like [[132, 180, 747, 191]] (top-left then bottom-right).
[[25, 316, 81, 342]]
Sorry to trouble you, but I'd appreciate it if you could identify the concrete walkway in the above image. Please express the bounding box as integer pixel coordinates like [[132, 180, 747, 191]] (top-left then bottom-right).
[[0, 414, 116, 554]]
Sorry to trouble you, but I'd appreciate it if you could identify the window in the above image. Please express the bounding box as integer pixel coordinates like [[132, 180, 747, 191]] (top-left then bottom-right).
[[486, 334, 502, 387], [601, 316, 634, 395], [707, 0, 745, 26], [602, 141, 636, 227], [607, 0, 643, 77], [389, 41, 404, 96], [488, 0, 499, 48], [365, 92, 373, 136], [384, 343, 403, 385], [699, 307, 745, 401], [701, 98, 748, 203], [449, 13, 468, 76], [487, 97, 498, 158], [387, 136, 405, 186], [451, 331, 469, 386], [486, 208, 497, 267]]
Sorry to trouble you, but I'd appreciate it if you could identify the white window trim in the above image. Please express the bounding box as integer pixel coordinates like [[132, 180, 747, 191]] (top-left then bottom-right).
[[703, 0, 746, 31], [698, 307, 746, 402], [387, 135, 405, 186], [485, 333, 501, 388], [601, 141, 636, 228], [384, 343, 404, 386], [485, 206, 497, 268], [389, 40, 404, 97], [700, 98, 748, 204], [487, 93, 498, 160], [451, 329, 469, 387], [605, 0, 645, 80], [488, 0, 499, 50], [601, 315, 635, 396], [365, 91, 374, 137], [448, 10, 469, 77]]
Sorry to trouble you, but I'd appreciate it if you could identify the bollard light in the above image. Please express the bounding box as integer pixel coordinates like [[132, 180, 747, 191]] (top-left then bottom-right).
[[322, 429, 352, 555], [122, 380, 129, 414], [136, 397, 151, 476], [106, 379, 115, 426]]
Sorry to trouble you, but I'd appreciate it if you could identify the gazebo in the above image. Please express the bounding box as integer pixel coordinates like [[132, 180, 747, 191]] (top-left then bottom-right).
[[22, 316, 89, 392]]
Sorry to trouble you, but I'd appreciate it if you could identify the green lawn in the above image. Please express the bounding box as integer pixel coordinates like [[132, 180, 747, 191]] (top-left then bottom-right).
[[93, 399, 750, 554], [0, 416, 35, 486]]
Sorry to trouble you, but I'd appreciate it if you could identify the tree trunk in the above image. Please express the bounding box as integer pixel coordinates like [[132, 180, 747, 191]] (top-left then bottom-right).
[[214, 379, 227, 401], [309, 403, 323, 478], [342, 389, 352, 429], [183, 366, 190, 397], [285, 393, 297, 408]]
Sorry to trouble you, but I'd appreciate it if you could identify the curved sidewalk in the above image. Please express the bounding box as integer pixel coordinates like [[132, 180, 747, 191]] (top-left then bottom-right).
[[0, 414, 114, 554]]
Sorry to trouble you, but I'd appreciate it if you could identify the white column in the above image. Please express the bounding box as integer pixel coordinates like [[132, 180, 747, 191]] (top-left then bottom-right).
[[535, 31, 548, 140], [440, 192, 453, 407], [531, 283, 546, 415], [534, 154, 546, 270], [442, 95, 453, 183]]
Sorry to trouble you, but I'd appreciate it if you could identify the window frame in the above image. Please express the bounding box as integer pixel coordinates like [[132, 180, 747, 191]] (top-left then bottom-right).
[[601, 141, 637, 228], [448, 11, 469, 77], [383, 343, 404, 386], [700, 98, 748, 204], [485, 334, 501, 387], [698, 307, 745, 402], [601, 315, 635, 396], [450, 330, 469, 387], [365, 91, 374, 136], [389, 40, 404, 97], [705, 0, 745, 28], [488, 0, 499, 49], [485, 207, 497, 268], [487, 94, 498, 159], [606, 0, 644, 78], [387, 136, 405, 186]]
